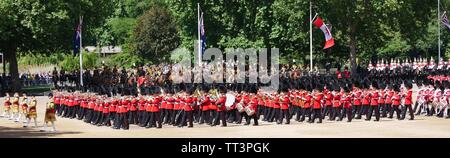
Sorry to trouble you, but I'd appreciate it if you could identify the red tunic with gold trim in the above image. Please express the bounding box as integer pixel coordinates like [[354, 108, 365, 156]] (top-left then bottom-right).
[[370, 91, 379, 106], [216, 95, 227, 112], [313, 93, 323, 109], [304, 93, 312, 108], [201, 96, 210, 111], [332, 93, 341, 108], [184, 96, 193, 112], [404, 89, 413, 105], [281, 95, 290, 110]]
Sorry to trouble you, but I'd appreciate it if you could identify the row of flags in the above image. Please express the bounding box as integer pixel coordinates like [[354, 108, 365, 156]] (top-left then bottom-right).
[[72, 6, 335, 58], [73, 7, 450, 58]]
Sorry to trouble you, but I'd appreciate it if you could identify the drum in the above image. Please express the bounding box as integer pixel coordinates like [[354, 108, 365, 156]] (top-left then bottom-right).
[[245, 106, 255, 116], [225, 93, 236, 111], [236, 103, 245, 112]]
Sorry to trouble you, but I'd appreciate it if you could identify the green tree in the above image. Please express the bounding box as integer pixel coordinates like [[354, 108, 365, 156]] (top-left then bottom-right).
[[134, 4, 180, 62], [0, 0, 113, 90]]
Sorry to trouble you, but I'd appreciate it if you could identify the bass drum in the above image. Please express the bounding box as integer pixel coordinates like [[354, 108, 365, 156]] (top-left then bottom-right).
[[225, 93, 236, 111]]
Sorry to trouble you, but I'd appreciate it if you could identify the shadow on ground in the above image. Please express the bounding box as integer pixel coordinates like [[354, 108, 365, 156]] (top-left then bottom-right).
[[0, 126, 81, 138]]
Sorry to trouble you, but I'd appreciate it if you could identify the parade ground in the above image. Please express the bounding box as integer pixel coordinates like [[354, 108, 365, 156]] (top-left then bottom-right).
[[1, 95, 449, 138]]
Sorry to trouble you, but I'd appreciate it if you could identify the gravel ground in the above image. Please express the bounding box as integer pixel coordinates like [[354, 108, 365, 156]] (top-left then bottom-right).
[[1, 93, 449, 138]]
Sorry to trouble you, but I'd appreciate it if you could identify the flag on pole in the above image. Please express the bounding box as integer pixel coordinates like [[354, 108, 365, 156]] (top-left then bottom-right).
[[441, 11, 450, 30], [313, 16, 335, 49], [73, 19, 82, 56], [200, 13, 206, 54]]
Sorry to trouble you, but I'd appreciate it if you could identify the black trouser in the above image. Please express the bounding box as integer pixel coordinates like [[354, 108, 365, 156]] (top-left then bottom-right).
[[180, 111, 193, 127], [109, 112, 116, 124], [389, 106, 401, 119], [213, 111, 227, 126], [145, 111, 162, 128], [71, 106, 78, 119], [236, 111, 244, 124], [194, 107, 202, 123], [200, 110, 210, 124], [340, 107, 352, 122], [295, 107, 303, 121], [227, 109, 236, 123], [163, 109, 173, 124], [361, 105, 369, 115], [300, 108, 311, 122], [447, 109, 450, 118], [128, 110, 138, 124], [93, 111, 103, 125], [84, 109, 93, 123], [353, 105, 362, 119], [279, 109, 290, 124], [115, 113, 129, 130], [269, 108, 280, 123], [401, 105, 414, 120], [55, 103, 61, 114], [331, 107, 341, 120], [245, 113, 258, 125], [257, 105, 264, 120], [62, 105, 69, 117], [174, 110, 184, 126], [137, 110, 145, 125], [322, 106, 332, 119], [346, 107, 353, 122], [78, 107, 85, 120], [103, 113, 111, 126], [379, 104, 387, 117], [383, 104, 392, 117], [311, 108, 322, 123], [263, 107, 271, 121], [366, 106, 380, 121]]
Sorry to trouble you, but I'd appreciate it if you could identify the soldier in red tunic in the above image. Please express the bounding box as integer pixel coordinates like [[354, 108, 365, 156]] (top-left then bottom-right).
[[385, 87, 394, 118], [199, 89, 211, 125], [102, 100, 111, 126], [212, 89, 227, 127], [339, 89, 352, 122], [390, 88, 402, 119], [300, 91, 312, 122], [179, 91, 194, 128], [165, 93, 176, 125], [149, 94, 162, 128], [352, 88, 362, 119], [310, 88, 323, 123], [280, 91, 291, 124], [401, 83, 414, 120], [366, 85, 380, 121], [245, 94, 258, 126], [137, 96, 147, 126], [331, 89, 341, 121], [128, 97, 138, 124], [322, 87, 333, 120]]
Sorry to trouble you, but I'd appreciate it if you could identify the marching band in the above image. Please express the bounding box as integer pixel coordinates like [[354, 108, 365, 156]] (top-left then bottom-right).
[[1, 57, 450, 131]]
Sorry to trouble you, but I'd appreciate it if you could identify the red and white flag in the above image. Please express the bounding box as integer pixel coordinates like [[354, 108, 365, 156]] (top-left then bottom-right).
[[313, 17, 335, 49]]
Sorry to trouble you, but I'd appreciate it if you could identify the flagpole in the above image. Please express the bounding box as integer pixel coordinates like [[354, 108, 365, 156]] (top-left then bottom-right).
[[310, 0, 313, 71], [438, 0, 441, 62], [79, 16, 83, 87], [198, 3, 201, 66]]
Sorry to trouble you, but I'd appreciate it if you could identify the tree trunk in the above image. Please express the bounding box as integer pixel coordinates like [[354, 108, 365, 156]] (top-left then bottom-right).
[[5, 46, 21, 92], [349, 24, 357, 77]]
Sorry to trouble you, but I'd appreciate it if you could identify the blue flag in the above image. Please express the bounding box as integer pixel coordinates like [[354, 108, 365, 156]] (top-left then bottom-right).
[[442, 12, 450, 30], [73, 20, 82, 56], [200, 13, 206, 54]]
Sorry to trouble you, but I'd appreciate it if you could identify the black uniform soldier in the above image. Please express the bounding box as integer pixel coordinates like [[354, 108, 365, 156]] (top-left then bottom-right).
[[52, 67, 59, 90]]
